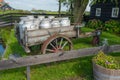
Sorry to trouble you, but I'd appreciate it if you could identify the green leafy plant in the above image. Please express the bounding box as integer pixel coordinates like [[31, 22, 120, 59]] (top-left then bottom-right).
[[87, 19, 120, 34], [104, 20, 120, 33], [86, 19, 103, 29], [93, 51, 120, 69], [0, 29, 11, 44]]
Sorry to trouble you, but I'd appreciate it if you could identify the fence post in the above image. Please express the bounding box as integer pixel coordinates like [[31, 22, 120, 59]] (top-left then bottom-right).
[[10, 13, 13, 26], [26, 66, 31, 80]]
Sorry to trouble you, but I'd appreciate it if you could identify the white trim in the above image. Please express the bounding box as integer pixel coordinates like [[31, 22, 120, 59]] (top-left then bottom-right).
[[111, 8, 119, 18], [95, 8, 101, 17]]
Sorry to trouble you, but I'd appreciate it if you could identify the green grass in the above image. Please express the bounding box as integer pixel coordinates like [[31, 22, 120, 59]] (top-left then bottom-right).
[[0, 10, 30, 14], [2, 27, 120, 58], [0, 10, 66, 15], [1, 27, 120, 58], [0, 56, 93, 80], [0, 53, 119, 80], [109, 52, 120, 64], [0, 27, 120, 80], [4, 29, 26, 57], [0, 28, 26, 58], [101, 32, 120, 45]]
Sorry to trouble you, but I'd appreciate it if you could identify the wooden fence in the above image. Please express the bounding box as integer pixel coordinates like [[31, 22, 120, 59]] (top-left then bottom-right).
[[0, 45, 120, 80], [0, 13, 69, 27], [0, 45, 120, 70], [0, 13, 90, 28]]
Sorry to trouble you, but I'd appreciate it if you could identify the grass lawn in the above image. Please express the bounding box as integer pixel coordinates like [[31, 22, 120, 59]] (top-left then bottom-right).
[[0, 10, 30, 14], [0, 53, 119, 80], [0, 27, 120, 80]]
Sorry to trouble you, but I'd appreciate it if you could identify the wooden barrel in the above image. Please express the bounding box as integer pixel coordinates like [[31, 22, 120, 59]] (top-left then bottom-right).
[[93, 61, 120, 80]]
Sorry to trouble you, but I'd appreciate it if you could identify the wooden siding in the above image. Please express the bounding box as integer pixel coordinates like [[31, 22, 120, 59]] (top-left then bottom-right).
[[90, 2, 120, 21]]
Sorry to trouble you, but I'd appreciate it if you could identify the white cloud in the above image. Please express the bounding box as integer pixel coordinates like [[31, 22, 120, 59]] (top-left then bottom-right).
[[5, 0, 67, 11], [5, 0, 90, 11]]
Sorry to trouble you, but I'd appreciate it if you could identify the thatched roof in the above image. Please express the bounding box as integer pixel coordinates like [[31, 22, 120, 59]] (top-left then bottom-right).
[[0, 0, 3, 3]]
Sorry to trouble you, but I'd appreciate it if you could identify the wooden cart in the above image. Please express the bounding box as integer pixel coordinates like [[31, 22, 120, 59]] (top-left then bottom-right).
[[15, 23, 99, 54]]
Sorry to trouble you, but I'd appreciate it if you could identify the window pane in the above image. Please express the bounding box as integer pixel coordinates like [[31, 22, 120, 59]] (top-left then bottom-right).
[[96, 8, 101, 17], [112, 8, 119, 18]]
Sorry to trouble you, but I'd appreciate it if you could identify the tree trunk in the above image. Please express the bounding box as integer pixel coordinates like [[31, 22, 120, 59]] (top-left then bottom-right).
[[73, 0, 89, 24], [58, 0, 61, 17], [69, 1, 74, 23]]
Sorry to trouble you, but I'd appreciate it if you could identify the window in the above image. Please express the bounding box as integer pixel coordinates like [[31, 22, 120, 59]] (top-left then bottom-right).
[[111, 8, 119, 18], [95, 8, 101, 17]]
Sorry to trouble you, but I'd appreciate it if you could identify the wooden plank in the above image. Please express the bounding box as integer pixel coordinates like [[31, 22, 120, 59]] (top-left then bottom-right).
[[26, 66, 31, 80], [0, 21, 12, 25], [0, 45, 120, 70], [0, 23, 13, 27], [27, 31, 76, 46], [27, 26, 75, 37]]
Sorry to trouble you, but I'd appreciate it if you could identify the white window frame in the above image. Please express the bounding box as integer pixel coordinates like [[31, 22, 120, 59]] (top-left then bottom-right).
[[111, 8, 119, 18], [95, 8, 101, 17]]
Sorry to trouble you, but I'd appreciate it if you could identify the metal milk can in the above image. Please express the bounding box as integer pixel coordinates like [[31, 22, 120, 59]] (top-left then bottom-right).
[[48, 16, 55, 20], [51, 19, 60, 28], [40, 18, 51, 29], [19, 18, 35, 40], [27, 16, 34, 20], [60, 17, 70, 27], [33, 18, 41, 28], [38, 16, 45, 21]]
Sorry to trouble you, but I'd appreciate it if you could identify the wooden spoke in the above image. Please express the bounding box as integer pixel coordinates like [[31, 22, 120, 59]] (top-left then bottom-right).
[[55, 39, 58, 47], [61, 41, 68, 49], [59, 38, 63, 47], [41, 34, 73, 54], [49, 43, 56, 49], [46, 49, 54, 52]]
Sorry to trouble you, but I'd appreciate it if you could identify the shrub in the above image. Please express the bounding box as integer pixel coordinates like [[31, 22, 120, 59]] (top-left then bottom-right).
[[86, 19, 103, 29], [86, 19, 120, 34], [104, 20, 120, 33], [93, 51, 120, 69]]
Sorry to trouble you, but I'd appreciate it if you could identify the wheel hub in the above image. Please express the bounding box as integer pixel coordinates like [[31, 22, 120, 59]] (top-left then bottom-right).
[[52, 46, 63, 53]]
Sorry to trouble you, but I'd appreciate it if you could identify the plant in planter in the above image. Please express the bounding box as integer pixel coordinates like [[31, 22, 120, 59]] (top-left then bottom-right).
[[92, 51, 120, 80]]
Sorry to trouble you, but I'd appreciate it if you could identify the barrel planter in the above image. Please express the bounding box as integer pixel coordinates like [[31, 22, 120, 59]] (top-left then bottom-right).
[[93, 61, 120, 80]]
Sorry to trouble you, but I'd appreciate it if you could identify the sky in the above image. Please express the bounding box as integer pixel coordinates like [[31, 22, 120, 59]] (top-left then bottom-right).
[[5, 0, 90, 11]]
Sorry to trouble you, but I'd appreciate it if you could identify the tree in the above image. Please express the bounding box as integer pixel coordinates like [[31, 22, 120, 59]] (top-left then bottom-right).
[[58, 0, 65, 17], [63, 0, 89, 23], [73, 0, 89, 23], [62, 0, 74, 20], [63, 0, 119, 23], [58, 0, 62, 16]]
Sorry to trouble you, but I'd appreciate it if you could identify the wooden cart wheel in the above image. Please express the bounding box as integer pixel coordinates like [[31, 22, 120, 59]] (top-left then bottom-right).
[[41, 34, 73, 54]]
